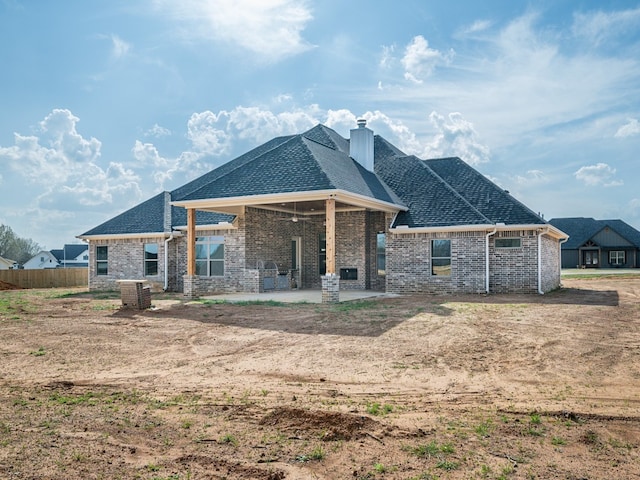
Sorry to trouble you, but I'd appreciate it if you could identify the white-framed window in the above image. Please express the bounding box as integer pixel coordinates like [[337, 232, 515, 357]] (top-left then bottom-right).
[[144, 243, 158, 276], [431, 239, 451, 276], [376, 233, 386, 276], [96, 246, 108, 276], [495, 238, 521, 248], [609, 250, 625, 266], [195, 236, 224, 276]]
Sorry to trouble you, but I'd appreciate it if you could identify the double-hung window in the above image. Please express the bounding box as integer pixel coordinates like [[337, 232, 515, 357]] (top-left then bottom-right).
[[96, 246, 108, 276], [431, 239, 451, 276], [144, 243, 158, 276], [195, 236, 225, 276], [376, 233, 386, 276]]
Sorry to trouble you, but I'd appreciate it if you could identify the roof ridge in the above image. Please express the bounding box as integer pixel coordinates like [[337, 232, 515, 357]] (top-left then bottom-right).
[[419, 158, 493, 224], [173, 134, 297, 200], [299, 136, 336, 188]]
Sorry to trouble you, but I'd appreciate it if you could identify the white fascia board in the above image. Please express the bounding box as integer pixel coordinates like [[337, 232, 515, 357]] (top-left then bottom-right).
[[390, 223, 569, 239], [171, 189, 406, 214], [76, 232, 182, 241], [173, 223, 238, 232]]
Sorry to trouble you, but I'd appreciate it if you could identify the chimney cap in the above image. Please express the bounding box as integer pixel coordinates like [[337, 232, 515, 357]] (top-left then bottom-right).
[[357, 118, 367, 128]]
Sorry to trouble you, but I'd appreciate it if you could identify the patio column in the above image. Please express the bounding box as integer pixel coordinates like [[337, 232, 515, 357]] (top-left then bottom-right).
[[322, 197, 339, 303], [326, 197, 335, 274], [187, 208, 196, 275], [183, 207, 199, 298]]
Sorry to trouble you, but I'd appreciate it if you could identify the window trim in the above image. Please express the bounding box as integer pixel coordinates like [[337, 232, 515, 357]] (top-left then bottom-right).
[[144, 243, 159, 276], [609, 250, 626, 266], [431, 239, 451, 277], [195, 236, 225, 277], [96, 246, 108, 276], [318, 233, 326, 275]]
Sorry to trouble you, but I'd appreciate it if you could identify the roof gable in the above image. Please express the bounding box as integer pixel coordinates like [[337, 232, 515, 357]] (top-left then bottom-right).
[[179, 125, 403, 206], [549, 217, 640, 249]]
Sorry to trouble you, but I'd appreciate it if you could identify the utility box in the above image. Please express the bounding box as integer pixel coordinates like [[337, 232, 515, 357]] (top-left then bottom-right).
[[117, 280, 151, 310]]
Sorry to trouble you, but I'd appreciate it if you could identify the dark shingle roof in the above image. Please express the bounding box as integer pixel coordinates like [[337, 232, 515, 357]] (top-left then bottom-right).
[[549, 217, 640, 249], [179, 125, 403, 204], [374, 141, 545, 228], [81, 192, 233, 236], [51, 244, 88, 262], [82, 123, 550, 237]]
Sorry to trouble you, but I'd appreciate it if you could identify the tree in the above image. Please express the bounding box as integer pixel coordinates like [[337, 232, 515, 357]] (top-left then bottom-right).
[[0, 224, 42, 265]]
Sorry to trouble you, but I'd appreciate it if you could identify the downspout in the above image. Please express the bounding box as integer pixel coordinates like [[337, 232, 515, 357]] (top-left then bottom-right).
[[485, 228, 497, 294], [163, 233, 175, 291], [559, 236, 569, 285]]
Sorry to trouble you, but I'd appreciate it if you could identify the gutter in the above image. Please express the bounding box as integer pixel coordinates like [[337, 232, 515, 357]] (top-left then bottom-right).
[[164, 233, 175, 291], [485, 228, 497, 294]]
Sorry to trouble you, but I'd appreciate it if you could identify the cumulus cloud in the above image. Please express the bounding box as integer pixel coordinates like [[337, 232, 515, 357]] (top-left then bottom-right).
[[151, 0, 314, 63], [401, 35, 454, 83], [0, 109, 142, 210], [513, 169, 548, 185], [423, 111, 491, 165], [145, 124, 172, 138], [574, 163, 623, 187], [614, 118, 640, 138]]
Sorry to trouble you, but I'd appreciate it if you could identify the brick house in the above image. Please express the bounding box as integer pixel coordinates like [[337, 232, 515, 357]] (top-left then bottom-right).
[[78, 121, 567, 301]]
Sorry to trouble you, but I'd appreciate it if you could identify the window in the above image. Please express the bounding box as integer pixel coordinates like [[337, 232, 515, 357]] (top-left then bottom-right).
[[609, 250, 625, 266], [195, 236, 224, 276], [376, 233, 386, 276], [144, 243, 158, 276], [83, 255, 88, 261], [495, 238, 521, 248], [318, 233, 326, 275], [96, 246, 108, 276], [431, 239, 451, 276]]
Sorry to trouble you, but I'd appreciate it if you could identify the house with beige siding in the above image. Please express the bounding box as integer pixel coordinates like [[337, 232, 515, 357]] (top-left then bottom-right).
[[78, 121, 567, 301]]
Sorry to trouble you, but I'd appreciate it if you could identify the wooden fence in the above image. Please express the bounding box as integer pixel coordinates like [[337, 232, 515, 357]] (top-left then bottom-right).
[[0, 269, 88, 289]]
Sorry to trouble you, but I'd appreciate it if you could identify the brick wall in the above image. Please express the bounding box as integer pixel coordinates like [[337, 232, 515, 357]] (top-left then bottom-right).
[[88, 238, 165, 291], [540, 233, 561, 293], [489, 231, 539, 294], [386, 231, 486, 294]]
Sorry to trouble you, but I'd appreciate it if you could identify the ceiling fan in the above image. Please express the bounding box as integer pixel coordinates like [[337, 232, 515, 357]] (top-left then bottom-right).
[[279, 203, 310, 222]]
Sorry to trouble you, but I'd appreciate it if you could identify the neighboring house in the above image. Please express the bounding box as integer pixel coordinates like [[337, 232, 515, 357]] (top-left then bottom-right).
[[79, 121, 567, 300], [0, 256, 17, 270], [549, 217, 640, 269], [23, 245, 89, 269]]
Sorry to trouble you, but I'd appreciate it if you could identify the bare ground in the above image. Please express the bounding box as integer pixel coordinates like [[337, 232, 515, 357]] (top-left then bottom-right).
[[0, 276, 639, 479]]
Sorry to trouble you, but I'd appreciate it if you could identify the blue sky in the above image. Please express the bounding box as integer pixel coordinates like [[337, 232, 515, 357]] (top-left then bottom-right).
[[1, 0, 639, 250]]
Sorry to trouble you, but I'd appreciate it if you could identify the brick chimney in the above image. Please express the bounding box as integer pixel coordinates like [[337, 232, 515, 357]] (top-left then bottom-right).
[[350, 119, 374, 171]]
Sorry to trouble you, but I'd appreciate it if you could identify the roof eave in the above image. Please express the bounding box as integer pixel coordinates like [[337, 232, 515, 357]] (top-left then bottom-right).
[[76, 232, 182, 241], [390, 223, 569, 239], [171, 189, 407, 214]]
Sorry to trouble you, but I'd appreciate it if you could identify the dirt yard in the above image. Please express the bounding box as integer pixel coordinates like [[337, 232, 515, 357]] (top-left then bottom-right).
[[1, 276, 639, 479]]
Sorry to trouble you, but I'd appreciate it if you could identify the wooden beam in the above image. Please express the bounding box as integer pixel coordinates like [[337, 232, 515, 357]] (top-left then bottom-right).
[[326, 197, 336, 275], [187, 208, 196, 276]]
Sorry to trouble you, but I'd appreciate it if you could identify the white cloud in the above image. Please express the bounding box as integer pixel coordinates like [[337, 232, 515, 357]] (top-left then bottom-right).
[[423, 111, 491, 165], [187, 111, 232, 155], [513, 169, 548, 185], [401, 35, 454, 83], [574, 163, 623, 187], [151, 0, 314, 63], [110, 34, 131, 59], [145, 123, 172, 138], [456, 19, 493, 37], [572, 7, 640, 46], [0, 109, 142, 210], [614, 118, 640, 138]]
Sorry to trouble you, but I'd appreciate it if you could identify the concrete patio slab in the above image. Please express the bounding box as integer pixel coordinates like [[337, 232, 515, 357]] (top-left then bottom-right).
[[201, 289, 397, 304]]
